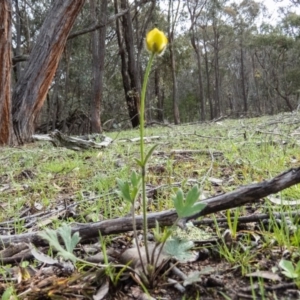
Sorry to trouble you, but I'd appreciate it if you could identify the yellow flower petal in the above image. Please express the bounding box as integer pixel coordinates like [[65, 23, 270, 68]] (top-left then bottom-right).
[[146, 28, 168, 55]]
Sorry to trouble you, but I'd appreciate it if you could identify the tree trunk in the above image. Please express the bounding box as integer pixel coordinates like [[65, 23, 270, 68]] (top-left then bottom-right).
[[0, 0, 12, 146], [251, 52, 261, 114], [155, 67, 164, 122], [12, 0, 86, 145], [187, 0, 206, 121], [114, 0, 140, 128], [168, 0, 180, 125], [120, 0, 141, 127], [13, 0, 22, 83], [240, 46, 247, 113], [170, 45, 180, 124], [90, 0, 107, 133], [191, 32, 205, 121], [213, 22, 221, 118], [203, 29, 213, 120]]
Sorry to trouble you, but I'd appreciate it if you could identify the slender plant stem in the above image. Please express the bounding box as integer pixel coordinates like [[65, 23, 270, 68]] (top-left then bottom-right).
[[140, 52, 155, 264], [132, 202, 147, 275]]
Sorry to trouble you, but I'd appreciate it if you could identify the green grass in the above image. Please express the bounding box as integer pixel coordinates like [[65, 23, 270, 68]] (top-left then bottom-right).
[[1, 113, 300, 296], [0, 114, 299, 223]]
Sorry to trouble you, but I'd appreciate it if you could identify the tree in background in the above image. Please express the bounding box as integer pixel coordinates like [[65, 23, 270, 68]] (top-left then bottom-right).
[[187, 0, 207, 121], [12, 0, 86, 144], [90, 0, 108, 133], [2, 0, 300, 146], [114, 0, 139, 128], [167, 0, 181, 125], [0, 0, 86, 145]]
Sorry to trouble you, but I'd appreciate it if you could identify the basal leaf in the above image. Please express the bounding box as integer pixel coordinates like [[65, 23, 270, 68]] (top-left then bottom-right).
[[279, 259, 298, 279], [173, 186, 206, 218], [191, 202, 206, 215], [185, 185, 200, 206], [183, 271, 201, 286], [39, 225, 78, 263], [58, 223, 80, 253], [163, 237, 194, 263], [172, 189, 184, 213]]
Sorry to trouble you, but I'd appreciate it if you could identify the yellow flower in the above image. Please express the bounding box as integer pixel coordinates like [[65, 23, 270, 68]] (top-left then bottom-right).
[[146, 28, 168, 56]]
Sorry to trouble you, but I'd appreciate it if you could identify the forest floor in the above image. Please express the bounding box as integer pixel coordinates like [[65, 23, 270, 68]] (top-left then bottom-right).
[[1, 112, 300, 299]]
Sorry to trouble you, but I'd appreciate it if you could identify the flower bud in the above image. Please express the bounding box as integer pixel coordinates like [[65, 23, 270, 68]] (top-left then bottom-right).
[[146, 28, 168, 56]]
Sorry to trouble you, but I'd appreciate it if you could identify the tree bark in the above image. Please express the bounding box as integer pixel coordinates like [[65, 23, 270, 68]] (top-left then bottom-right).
[[120, 0, 141, 127], [168, 0, 180, 125], [13, 0, 22, 82], [114, 0, 140, 128], [240, 46, 248, 113], [191, 32, 205, 121], [90, 0, 107, 133], [187, 0, 206, 121], [12, 0, 86, 145], [212, 21, 221, 118], [0, 0, 12, 146], [155, 67, 164, 122], [203, 27, 213, 120]]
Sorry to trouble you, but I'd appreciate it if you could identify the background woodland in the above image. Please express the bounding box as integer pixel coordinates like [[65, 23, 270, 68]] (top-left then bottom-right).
[[1, 0, 300, 144]]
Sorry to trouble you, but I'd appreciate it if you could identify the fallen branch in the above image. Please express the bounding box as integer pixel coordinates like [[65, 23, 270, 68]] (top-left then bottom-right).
[[1, 167, 300, 249], [193, 211, 300, 226], [48, 130, 113, 150]]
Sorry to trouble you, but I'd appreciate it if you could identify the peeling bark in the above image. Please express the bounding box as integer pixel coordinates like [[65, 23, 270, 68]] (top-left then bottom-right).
[[12, 0, 86, 145]]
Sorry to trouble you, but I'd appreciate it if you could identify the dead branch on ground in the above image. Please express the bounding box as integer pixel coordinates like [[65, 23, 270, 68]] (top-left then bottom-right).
[[0, 167, 300, 249]]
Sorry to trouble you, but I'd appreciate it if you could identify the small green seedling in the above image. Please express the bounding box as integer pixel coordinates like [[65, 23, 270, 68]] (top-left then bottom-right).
[[117, 170, 142, 204], [39, 223, 80, 262], [279, 259, 300, 279], [172, 185, 206, 218]]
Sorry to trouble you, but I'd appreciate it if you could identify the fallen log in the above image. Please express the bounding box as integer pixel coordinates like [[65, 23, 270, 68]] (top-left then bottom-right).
[[1, 167, 300, 249], [34, 130, 113, 150]]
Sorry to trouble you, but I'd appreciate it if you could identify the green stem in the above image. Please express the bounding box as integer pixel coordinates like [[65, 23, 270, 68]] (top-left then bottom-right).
[[140, 52, 155, 265], [132, 201, 147, 275]]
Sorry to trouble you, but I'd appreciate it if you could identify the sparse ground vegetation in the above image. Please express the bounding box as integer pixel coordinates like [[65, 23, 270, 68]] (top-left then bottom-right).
[[1, 113, 300, 299]]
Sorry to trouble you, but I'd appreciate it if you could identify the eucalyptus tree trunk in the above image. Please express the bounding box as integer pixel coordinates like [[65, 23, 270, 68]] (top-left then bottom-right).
[[90, 0, 107, 133], [169, 45, 180, 124], [114, 0, 141, 128], [0, 0, 12, 145], [155, 67, 164, 122], [190, 29, 205, 121], [240, 46, 248, 113], [168, 0, 180, 125], [250, 53, 261, 114], [12, 0, 86, 145], [203, 30, 213, 120], [13, 0, 22, 82], [187, 0, 206, 121], [212, 20, 221, 118]]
